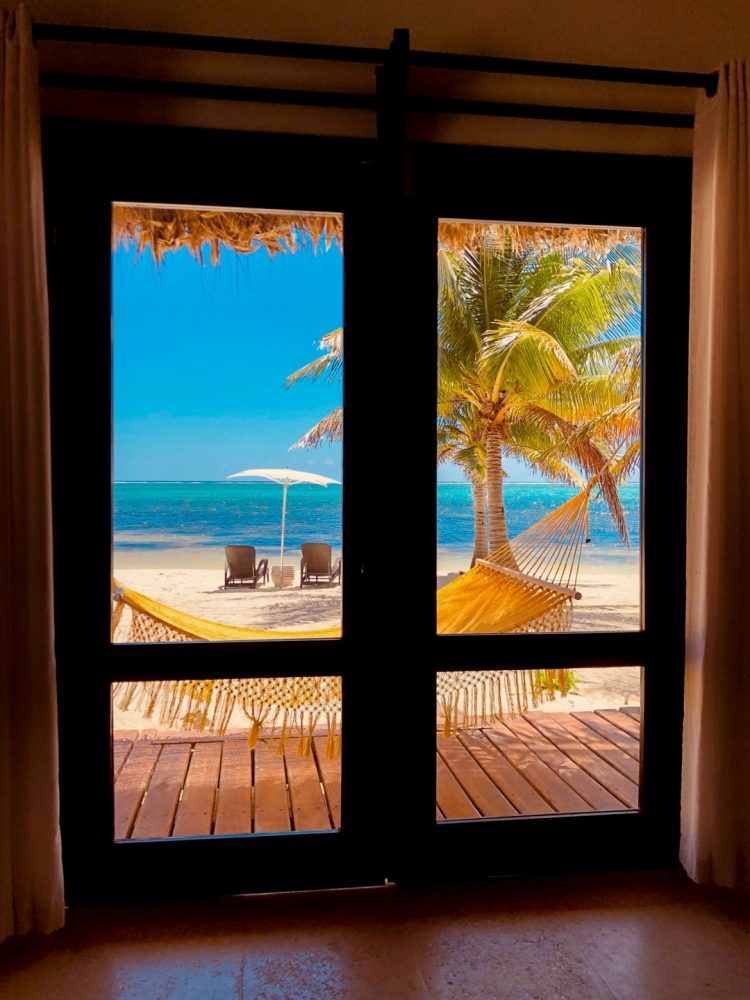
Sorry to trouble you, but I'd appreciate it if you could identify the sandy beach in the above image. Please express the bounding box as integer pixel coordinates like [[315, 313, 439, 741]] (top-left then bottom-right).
[[114, 551, 639, 639], [112, 552, 640, 733]]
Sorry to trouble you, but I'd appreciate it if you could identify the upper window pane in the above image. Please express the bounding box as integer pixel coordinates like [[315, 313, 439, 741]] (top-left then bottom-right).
[[437, 221, 642, 634], [112, 203, 343, 643]]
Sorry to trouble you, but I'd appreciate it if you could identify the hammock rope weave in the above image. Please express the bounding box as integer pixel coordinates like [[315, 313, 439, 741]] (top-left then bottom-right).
[[435, 486, 591, 734], [112, 487, 593, 753], [115, 675, 343, 760], [437, 486, 590, 635], [111, 583, 342, 756]]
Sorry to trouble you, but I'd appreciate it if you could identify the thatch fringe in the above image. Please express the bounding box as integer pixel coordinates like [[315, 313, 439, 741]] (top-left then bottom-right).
[[438, 222, 641, 256], [112, 204, 343, 263], [112, 204, 640, 263]]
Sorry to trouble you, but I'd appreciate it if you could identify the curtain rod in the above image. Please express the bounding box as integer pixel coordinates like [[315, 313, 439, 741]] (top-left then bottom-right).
[[34, 23, 717, 94], [38, 71, 695, 129]]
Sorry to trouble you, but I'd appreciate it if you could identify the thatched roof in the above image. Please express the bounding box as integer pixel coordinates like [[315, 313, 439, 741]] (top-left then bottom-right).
[[112, 204, 640, 263], [112, 204, 343, 264], [438, 222, 641, 255]]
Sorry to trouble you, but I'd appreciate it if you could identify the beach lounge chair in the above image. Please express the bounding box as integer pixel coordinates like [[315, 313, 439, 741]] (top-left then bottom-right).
[[300, 543, 341, 587], [224, 545, 269, 589]]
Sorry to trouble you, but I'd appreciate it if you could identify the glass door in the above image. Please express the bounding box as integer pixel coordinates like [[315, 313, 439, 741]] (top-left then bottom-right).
[[381, 143, 690, 881], [47, 123, 388, 901], [47, 121, 690, 901]]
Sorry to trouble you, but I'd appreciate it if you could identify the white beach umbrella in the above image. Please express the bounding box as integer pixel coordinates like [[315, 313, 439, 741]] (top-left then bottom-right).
[[226, 467, 340, 584]]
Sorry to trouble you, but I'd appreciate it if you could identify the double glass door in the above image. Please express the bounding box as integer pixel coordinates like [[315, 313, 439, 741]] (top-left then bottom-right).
[[47, 122, 690, 902]]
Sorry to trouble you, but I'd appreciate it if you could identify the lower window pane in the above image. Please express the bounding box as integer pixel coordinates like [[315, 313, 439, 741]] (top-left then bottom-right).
[[436, 666, 641, 821], [112, 676, 342, 840]]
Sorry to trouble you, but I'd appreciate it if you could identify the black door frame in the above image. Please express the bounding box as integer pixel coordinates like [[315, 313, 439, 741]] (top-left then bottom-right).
[[45, 106, 689, 903], [45, 121, 394, 903], [390, 141, 690, 882]]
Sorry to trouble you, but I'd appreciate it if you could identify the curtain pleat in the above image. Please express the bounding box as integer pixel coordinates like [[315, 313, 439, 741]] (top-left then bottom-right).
[[0, 4, 64, 940], [681, 60, 750, 888]]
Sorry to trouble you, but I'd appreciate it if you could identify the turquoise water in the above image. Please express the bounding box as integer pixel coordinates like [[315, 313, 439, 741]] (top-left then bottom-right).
[[114, 481, 639, 570], [437, 482, 640, 570]]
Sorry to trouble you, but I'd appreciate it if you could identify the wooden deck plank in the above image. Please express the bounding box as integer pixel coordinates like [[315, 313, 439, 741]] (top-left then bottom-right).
[[572, 712, 641, 761], [620, 706, 641, 721], [113, 739, 133, 781], [524, 714, 639, 809], [114, 740, 161, 840], [172, 742, 222, 838], [436, 753, 480, 819], [285, 747, 332, 832], [313, 736, 342, 828], [505, 716, 624, 811], [438, 735, 517, 817], [483, 725, 593, 813], [214, 739, 252, 835], [457, 730, 554, 816], [113, 730, 139, 742], [152, 730, 242, 744], [595, 708, 642, 740], [131, 743, 191, 840], [254, 740, 292, 834], [547, 713, 640, 782]]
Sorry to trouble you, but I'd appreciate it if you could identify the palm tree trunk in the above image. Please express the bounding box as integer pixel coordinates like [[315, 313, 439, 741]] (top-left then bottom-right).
[[486, 422, 511, 555], [470, 477, 488, 568]]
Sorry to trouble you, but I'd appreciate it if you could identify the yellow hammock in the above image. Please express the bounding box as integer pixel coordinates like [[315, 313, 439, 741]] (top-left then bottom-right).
[[437, 485, 590, 634], [111, 583, 340, 642], [112, 486, 592, 751]]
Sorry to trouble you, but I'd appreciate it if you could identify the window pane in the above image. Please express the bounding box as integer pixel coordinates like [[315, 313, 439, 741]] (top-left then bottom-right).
[[437, 221, 642, 634], [112, 203, 343, 642], [112, 675, 342, 839], [436, 666, 641, 821]]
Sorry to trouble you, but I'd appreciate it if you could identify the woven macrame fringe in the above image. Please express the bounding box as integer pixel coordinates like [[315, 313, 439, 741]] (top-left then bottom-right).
[[113, 677, 343, 758], [438, 668, 573, 737]]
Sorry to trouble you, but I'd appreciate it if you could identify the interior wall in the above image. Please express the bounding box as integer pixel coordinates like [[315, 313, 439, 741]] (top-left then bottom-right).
[[28, 1, 750, 158]]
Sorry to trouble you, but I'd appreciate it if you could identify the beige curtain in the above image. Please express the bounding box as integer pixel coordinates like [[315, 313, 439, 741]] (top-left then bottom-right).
[[0, 5, 64, 940], [682, 61, 750, 888]]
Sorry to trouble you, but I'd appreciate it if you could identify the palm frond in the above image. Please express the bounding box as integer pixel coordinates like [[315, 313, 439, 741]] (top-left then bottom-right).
[[502, 441, 584, 488], [289, 407, 343, 450], [542, 374, 635, 424], [515, 403, 629, 542], [569, 335, 641, 375], [609, 440, 641, 482], [286, 328, 343, 387], [481, 322, 577, 402], [524, 258, 642, 354]]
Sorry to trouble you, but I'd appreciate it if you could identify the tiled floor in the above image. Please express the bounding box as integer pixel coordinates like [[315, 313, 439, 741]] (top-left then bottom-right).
[[2, 870, 750, 999]]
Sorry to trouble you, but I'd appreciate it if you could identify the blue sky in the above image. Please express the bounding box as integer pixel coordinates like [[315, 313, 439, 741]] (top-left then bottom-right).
[[113, 239, 346, 481], [112, 237, 538, 483]]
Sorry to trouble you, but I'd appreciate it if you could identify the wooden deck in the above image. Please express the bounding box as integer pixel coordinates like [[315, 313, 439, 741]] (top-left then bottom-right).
[[436, 707, 640, 820], [113, 708, 640, 839]]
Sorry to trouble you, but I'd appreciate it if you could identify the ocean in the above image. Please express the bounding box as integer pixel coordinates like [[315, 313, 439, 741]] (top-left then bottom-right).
[[113, 481, 640, 571]]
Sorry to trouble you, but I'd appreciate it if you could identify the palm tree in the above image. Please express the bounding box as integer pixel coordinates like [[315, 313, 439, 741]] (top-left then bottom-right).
[[437, 398, 489, 565], [438, 231, 641, 552], [287, 232, 642, 567]]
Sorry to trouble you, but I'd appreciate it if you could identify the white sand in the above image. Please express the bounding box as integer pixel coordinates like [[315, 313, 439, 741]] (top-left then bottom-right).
[[114, 564, 341, 636], [531, 665, 640, 714]]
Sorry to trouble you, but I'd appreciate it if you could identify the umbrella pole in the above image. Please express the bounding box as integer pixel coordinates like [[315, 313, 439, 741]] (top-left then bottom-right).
[[279, 482, 288, 587]]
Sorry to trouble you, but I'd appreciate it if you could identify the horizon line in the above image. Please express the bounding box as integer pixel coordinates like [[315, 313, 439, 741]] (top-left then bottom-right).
[[112, 478, 639, 486]]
